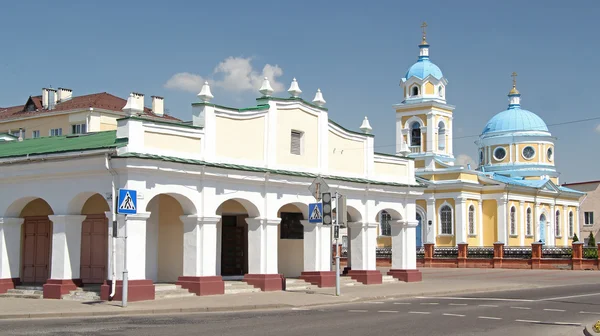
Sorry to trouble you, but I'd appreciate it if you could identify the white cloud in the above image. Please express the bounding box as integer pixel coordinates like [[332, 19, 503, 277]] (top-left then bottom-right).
[[595, 124, 600, 133], [456, 154, 476, 168], [164, 57, 284, 94]]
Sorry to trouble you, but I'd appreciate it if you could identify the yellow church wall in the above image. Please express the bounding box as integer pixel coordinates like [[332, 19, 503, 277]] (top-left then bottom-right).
[[401, 114, 427, 127], [435, 198, 455, 247], [395, 106, 453, 115], [215, 115, 265, 162], [517, 143, 540, 162], [374, 161, 408, 178], [491, 145, 510, 164], [328, 130, 365, 175], [377, 236, 391, 247], [276, 109, 319, 168], [145, 131, 202, 154], [403, 87, 407, 98], [416, 200, 427, 212], [425, 82, 435, 95], [415, 159, 425, 168], [482, 200, 497, 246]]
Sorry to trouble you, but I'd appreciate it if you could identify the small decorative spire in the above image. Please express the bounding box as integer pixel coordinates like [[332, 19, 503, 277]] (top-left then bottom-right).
[[509, 72, 520, 95], [418, 21, 430, 59], [359, 116, 372, 134], [287, 77, 302, 98], [198, 81, 214, 103], [420, 21, 428, 45], [259, 77, 274, 97], [508, 71, 521, 108], [312, 88, 326, 107], [123, 93, 141, 116]]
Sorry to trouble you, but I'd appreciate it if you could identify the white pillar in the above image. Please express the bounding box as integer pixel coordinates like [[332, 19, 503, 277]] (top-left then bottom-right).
[[547, 205, 556, 246], [0, 218, 23, 281], [245, 218, 279, 274], [426, 198, 436, 244], [181, 216, 219, 277], [455, 197, 468, 245], [390, 220, 417, 270], [48, 215, 86, 280], [496, 198, 508, 244], [478, 200, 484, 246], [115, 212, 150, 280], [519, 202, 525, 246], [347, 222, 378, 270], [301, 220, 332, 272], [534, 203, 541, 242]]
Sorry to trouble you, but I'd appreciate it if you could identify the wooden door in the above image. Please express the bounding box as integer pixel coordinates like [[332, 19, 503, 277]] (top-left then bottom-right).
[[221, 216, 245, 276], [22, 217, 51, 284], [80, 215, 108, 284]]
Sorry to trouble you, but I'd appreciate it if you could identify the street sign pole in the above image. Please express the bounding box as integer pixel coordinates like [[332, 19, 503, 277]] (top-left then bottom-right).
[[117, 188, 137, 308], [122, 214, 128, 308], [335, 191, 340, 296]]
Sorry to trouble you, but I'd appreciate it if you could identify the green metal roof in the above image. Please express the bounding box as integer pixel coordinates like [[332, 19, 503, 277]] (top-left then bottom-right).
[[0, 131, 125, 159], [117, 152, 425, 188]]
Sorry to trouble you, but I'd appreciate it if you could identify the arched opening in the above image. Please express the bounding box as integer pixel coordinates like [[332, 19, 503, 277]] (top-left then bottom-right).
[[19, 198, 54, 284], [277, 203, 306, 278], [216, 199, 255, 278], [539, 214, 547, 244], [79, 194, 110, 284], [410, 122, 421, 147], [411, 86, 419, 96], [555, 210, 561, 237], [146, 194, 191, 283], [437, 121, 446, 151]]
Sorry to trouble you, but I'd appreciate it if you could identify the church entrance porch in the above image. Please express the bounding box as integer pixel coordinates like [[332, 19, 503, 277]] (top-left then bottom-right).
[[22, 216, 52, 285], [220, 214, 248, 277]]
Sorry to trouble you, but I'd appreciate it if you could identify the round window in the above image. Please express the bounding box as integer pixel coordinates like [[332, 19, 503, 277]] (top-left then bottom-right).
[[547, 147, 553, 161], [522, 146, 535, 160], [493, 147, 506, 161]]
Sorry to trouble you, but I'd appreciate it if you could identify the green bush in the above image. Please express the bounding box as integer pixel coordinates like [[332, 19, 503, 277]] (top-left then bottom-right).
[[588, 232, 596, 247]]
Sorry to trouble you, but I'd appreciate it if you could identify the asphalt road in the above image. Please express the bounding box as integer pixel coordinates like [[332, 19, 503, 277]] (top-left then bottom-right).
[[2, 284, 600, 336]]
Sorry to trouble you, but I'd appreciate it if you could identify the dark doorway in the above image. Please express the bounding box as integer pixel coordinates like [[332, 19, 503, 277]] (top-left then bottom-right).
[[22, 216, 51, 284], [221, 215, 248, 276], [80, 214, 108, 284]]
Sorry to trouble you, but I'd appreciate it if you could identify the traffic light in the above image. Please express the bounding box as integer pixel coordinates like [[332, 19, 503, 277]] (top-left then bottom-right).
[[322, 192, 332, 225]]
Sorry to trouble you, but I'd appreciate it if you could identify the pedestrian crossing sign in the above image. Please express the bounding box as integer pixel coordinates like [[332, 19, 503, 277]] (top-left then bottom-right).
[[308, 202, 323, 223], [117, 189, 137, 215]]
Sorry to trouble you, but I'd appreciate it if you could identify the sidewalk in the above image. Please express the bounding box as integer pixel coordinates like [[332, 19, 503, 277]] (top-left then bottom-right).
[[1, 268, 599, 320]]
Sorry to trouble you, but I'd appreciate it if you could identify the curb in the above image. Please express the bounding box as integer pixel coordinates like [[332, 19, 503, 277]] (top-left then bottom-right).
[[0, 283, 555, 320]]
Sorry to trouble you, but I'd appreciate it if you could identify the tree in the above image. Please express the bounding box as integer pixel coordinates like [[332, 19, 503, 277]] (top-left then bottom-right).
[[588, 232, 596, 247], [573, 233, 579, 242]]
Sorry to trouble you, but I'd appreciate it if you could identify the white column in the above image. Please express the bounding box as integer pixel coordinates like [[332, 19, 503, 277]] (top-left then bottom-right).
[[519, 202, 525, 246], [547, 205, 556, 246], [563, 207, 568, 246], [455, 197, 468, 245], [390, 220, 417, 270], [348, 222, 378, 270], [478, 201, 484, 246], [301, 220, 332, 272], [426, 198, 436, 244], [496, 198, 508, 244], [576, 206, 581, 238], [114, 212, 150, 280], [246, 218, 279, 274], [0, 218, 24, 280], [534, 203, 541, 242], [181, 216, 219, 277], [48, 215, 86, 280]]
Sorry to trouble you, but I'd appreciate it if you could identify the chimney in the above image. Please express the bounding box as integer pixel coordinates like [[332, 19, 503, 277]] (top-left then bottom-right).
[[42, 88, 49, 108], [57, 88, 73, 102], [151, 96, 164, 116], [42, 88, 57, 109], [132, 92, 145, 112]]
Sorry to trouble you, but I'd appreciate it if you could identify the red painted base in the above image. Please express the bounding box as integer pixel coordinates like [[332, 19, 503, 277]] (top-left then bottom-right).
[[300, 271, 336, 288], [243, 274, 283, 291], [0, 278, 20, 294], [43, 279, 82, 299], [100, 280, 155, 302], [388, 269, 423, 282], [347, 270, 382, 285], [176, 276, 224, 296]]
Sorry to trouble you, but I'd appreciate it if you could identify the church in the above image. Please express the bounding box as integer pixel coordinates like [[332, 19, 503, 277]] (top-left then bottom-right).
[[382, 23, 584, 249]]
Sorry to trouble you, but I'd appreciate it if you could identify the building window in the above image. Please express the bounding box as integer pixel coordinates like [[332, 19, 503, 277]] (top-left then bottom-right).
[[438, 121, 446, 151], [569, 211, 574, 237], [380, 211, 391, 236], [479, 150, 484, 165], [468, 205, 475, 235], [411, 86, 419, 96], [280, 212, 303, 239], [438, 85, 443, 97], [585, 212, 594, 226], [410, 122, 421, 146], [494, 147, 506, 161], [72, 123, 87, 134], [555, 210, 561, 237], [510, 206, 516, 236], [522, 146, 535, 160], [547, 147, 553, 161], [526, 208, 532, 236], [50, 128, 62, 137], [290, 130, 303, 155], [32, 130, 40, 138], [440, 205, 453, 235]]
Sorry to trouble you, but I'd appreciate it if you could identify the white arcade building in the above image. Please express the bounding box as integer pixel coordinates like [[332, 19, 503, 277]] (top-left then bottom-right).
[[0, 78, 423, 301]]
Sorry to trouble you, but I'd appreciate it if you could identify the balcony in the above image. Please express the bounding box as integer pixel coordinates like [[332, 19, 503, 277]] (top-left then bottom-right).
[[409, 146, 421, 153]]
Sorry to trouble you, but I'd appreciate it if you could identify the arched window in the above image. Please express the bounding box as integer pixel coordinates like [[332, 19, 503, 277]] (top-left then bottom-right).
[[468, 205, 475, 235], [411, 86, 419, 96], [526, 208, 532, 236], [440, 205, 453, 235], [555, 210, 561, 237], [380, 211, 391, 236], [569, 211, 574, 237], [410, 122, 421, 146], [438, 85, 443, 97], [510, 206, 516, 236], [438, 121, 446, 151]]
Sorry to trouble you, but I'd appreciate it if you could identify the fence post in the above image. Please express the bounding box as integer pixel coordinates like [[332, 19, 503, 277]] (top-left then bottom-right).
[[424, 243, 434, 267], [493, 242, 504, 268], [572, 242, 583, 270], [531, 242, 542, 269], [457, 243, 468, 268]]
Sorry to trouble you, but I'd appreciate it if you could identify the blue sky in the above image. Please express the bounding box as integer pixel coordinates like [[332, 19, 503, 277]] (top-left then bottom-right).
[[1, 0, 598, 183]]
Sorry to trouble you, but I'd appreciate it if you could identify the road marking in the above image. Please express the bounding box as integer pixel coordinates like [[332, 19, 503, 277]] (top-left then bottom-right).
[[378, 310, 398, 313], [449, 303, 467, 306], [416, 296, 533, 302], [393, 302, 411, 305], [478, 304, 498, 307], [544, 308, 566, 312], [409, 311, 431, 314], [291, 308, 310, 311], [368, 302, 384, 304], [478, 316, 502, 320], [541, 292, 600, 301], [349, 310, 368, 313], [551, 322, 581, 326], [580, 311, 600, 315], [510, 306, 531, 310], [443, 313, 465, 317], [420, 302, 439, 305], [516, 319, 540, 323]]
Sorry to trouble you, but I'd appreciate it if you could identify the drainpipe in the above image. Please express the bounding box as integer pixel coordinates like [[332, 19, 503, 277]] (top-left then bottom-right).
[[105, 153, 118, 299]]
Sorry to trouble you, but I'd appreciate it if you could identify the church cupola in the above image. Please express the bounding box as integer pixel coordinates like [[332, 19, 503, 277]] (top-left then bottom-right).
[[508, 72, 521, 108]]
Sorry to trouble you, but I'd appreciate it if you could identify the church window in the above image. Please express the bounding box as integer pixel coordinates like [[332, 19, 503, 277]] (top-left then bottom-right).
[[440, 205, 453, 235], [526, 208, 532, 236], [411, 86, 420, 96], [494, 147, 506, 161], [555, 210, 561, 237], [522, 146, 535, 160], [547, 148, 553, 161], [468, 205, 475, 235], [437, 122, 446, 151], [410, 122, 421, 146], [568, 211, 574, 237], [510, 206, 516, 236], [280, 212, 304, 239], [290, 130, 303, 155], [438, 85, 443, 97], [479, 150, 484, 165], [380, 211, 391, 236]]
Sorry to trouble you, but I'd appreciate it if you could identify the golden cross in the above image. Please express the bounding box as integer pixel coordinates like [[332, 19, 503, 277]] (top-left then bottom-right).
[[421, 22, 428, 39], [512, 72, 518, 87]]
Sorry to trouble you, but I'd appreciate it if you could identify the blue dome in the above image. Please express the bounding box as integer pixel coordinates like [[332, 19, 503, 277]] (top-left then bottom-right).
[[405, 59, 443, 80], [482, 107, 549, 134]]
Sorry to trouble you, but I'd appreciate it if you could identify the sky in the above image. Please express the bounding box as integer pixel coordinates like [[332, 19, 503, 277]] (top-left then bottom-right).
[[0, 0, 598, 184]]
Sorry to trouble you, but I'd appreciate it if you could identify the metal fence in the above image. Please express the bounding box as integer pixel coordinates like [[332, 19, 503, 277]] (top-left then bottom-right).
[[542, 247, 572, 259], [467, 247, 495, 259], [583, 247, 598, 259], [503, 247, 532, 259], [433, 247, 459, 259]]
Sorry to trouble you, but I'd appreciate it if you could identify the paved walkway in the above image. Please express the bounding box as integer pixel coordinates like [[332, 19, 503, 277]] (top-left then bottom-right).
[[1, 268, 599, 320]]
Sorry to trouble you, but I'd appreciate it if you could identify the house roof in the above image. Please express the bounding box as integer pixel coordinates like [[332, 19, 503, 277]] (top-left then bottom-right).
[[0, 92, 181, 122], [481, 173, 585, 195]]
